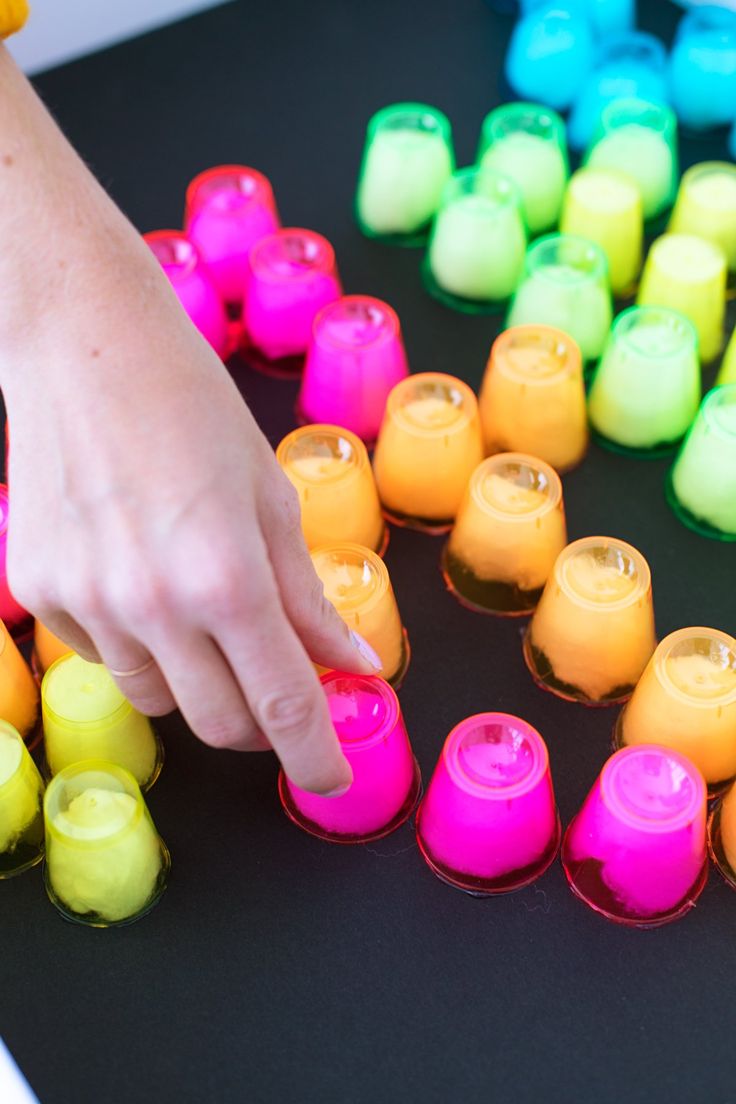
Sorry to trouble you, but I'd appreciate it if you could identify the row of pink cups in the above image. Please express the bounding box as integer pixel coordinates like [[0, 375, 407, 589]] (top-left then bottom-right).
[[283, 672, 715, 930], [145, 164, 409, 443]]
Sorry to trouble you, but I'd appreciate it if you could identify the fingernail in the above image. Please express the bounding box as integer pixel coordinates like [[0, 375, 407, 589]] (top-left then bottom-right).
[[323, 781, 352, 799], [350, 630, 383, 671]]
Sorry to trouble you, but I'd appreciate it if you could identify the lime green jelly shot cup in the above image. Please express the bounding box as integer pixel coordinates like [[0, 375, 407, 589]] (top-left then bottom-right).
[[588, 306, 700, 456], [667, 384, 736, 540], [424, 166, 527, 314], [476, 102, 569, 236], [507, 233, 613, 362], [586, 98, 678, 225], [355, 103, 454, 246]]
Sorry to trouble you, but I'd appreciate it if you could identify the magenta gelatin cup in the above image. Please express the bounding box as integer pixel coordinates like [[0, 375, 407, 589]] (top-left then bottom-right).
[[242, 228, 342, 376], [278, 672, 421, 843], [184, 165, 280, 306], [416, 713, 560, 895], [297, 295, 410, 444], [562, 744, 708, 928], [0, 484, 30, 640], [145, 230, 230, 360]]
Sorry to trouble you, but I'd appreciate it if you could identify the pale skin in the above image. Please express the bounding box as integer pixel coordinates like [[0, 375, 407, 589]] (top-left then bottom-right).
[[0, 46, 381, 795]]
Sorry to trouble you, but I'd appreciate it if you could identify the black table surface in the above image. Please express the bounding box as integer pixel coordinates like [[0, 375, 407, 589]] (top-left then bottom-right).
[[4, 2, 736, 1101]]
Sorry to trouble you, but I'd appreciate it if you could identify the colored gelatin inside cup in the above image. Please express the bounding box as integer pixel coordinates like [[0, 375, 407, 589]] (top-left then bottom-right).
[[0, 721, 44, 878], [524, 536, 656, 704], [560, 167, 642, 295], [277, 425, 386, 554], [0, 620, 40, 748], [708, 781, 736, 889], [563, 745, 708, 927], [144, 231, 230, 359], [667, 384, 736, 539], [617, 628, 736, 795], [279, 673, 420, 843], [417, 712, 560, 895], [443, 453, 566, 615], [669, 162, 736, 274], [33, 620, 74, 680], [0, 484, 31, 638]]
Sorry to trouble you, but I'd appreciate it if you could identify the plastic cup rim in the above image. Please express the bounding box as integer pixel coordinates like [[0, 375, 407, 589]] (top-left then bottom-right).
[[612, 304, 697, 358], [442, 711, 550, 800], [600, 743, 706, 834], [144, 229, 200, 278], [277, 424, 369, 487], [0, 720, 35, 796], [567, 165, 642, 210], [649, 232, 726, 283], [679, 160, 736, 208], [366, 101, 452, 142], [491, 324, 581, 385], [43, 758, 147, 849], [386, 372, 477, 438], [526, 232, 608, 284], [652, 626, 736, 708], [318, 670, 400, 753], [554, 535, 652, 612], [701, 383, 736, 441], [185, 163, 273, 222], [481, 101, 565, 147], [442, 164, 522, 212], [310, 542, 390, 616], [470, 453, 562, 522], [248, 228, 335, 283], [311, 294, 400, 352], [42, 654, 136, 731], [598, 96, 675, 137]]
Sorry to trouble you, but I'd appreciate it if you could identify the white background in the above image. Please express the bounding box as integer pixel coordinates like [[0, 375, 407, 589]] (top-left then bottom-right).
[[8, 0, 231, 74]]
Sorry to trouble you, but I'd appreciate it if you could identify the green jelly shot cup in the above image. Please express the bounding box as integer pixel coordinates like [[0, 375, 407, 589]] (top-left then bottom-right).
[[355, 103, 455, 246], [423, 166, 527, 314], [476, 102, 569, 236], [507, 233, 613, 363], [666, 384, 736, 540], [586, 98, 678, 226], [588, 306, 700, 457]]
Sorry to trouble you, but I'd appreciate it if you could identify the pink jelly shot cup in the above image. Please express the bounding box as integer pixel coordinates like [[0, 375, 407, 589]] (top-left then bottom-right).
[[242, 228, 342, 375], [562, 744, 708, 928], [0, 485, 30, 639], [278, 672, 421, 843], [184, 164, 280, 306], [416, 713, 560, 895], [297, 295, 410, 444], [145, 230, 230, 360]]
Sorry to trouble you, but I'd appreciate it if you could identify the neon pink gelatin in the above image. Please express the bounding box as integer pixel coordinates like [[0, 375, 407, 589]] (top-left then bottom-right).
[[242, 229, 342, 368], [417, 713, 560, 894], [145, 231, 230, 359], [562, 744, 708, 926], [184, 165, 280, 305], [279, 672, 420, 842], [297, 295, 410, 443], [0, 484, 30, 636]]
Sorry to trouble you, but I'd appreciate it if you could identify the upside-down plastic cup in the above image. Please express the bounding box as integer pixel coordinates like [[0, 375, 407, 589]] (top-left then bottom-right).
[[637, 234, 726, 363], [279, 672, 420, 843], [242, 228, 342, 375], [423, 167, 527, 313], [568, 32, 669, 152], [666, 384, 736, 540], [479, 325, 587, 472], [184, 164, 280, 305], [0, 721, 44, 879], [476, 102, 569, 236], [0, 620, 40, 750], [507, 233, 613, 362], [668, 5, 736, 132], [562, 745, 708, 927], [524, 536, 656, 705], [144, 231, 230, 360], [616, 627, 736, 796], [43, 760, 170, 927], [310, 544, 409, 688], [33, 620, 74, 681], [372, 373, 484, 533], [505, 2, 594, 111], [416, 712, 560, 895], [560, 167, 642, 296], [297, 296, 409, 443], [669, 163, 736, 277], [443, 454, 567, 616], [42, 655, 163, 791], [355, 103, 455, 245], [586, 98, 678, 224], [709, 781, 736, 890], [588, 306, 700, 456], [0, 484, 30, 639], [276, 425, 386, 554]]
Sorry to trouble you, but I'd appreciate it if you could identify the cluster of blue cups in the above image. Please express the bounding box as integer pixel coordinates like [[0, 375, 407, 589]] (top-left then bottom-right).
[[498, 0, 736, 151]]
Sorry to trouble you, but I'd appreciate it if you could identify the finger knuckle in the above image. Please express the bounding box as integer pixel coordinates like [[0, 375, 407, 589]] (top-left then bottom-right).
[[196, 712, 253, 750], [254, 686, 319, 743]]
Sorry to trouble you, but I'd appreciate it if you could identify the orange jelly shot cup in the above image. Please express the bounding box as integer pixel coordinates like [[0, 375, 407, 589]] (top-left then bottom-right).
[[524, 536, 656, 705], [276, 425, 387, 555], [0, 620, 40, 749], [616, 627, 736, 795], [709, 781, 736, 891], [442, 453, 567, 616], [33, 620, 74, 681], [311, 543, 409, 688], [372, 372, 484, 533], [479, 325, 588, 472]]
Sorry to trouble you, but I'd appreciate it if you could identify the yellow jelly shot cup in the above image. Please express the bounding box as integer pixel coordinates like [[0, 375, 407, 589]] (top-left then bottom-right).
[[442, 453, 567, 616], [277, 424, 387, 555], [311, 543, 409, 688], [43, 760, 170, 927], [0, 720, 44, 878], [560, 167, 643, 296], [524, 536, 656, 705]]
